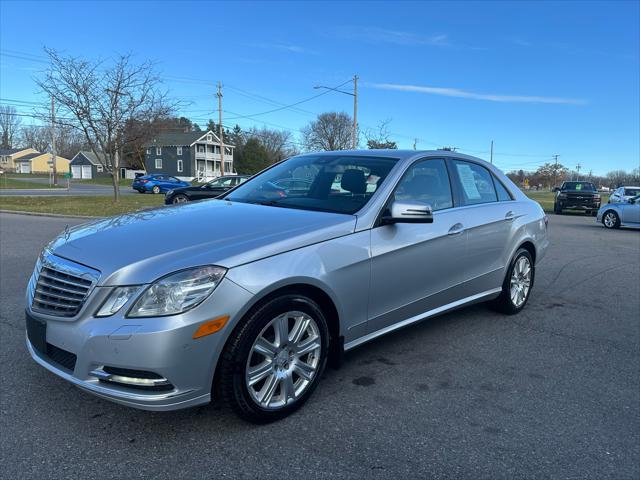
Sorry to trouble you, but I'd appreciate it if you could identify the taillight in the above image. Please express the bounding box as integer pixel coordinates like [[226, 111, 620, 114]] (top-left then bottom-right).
[[140, 179, 148, 184]]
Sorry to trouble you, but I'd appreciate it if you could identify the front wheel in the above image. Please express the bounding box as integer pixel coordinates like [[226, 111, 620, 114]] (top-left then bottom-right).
[[603, 210, 620, 229], [151, 185, 160, 194], [490, 248, 534, 315], [216, 294, 329, 423], [172, 194, 189, 204]]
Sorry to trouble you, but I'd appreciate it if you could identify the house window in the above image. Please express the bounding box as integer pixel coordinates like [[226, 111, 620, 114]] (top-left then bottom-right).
[[146, 148, 150, 154], [97, 165, 103, 172], [177, 146, 182, 156], [207, 134, 213, 142], [156, 147, 162, 155], [197, 145, 205, 153], [177, 159, 183, 172], [155, 158, 162, 169]]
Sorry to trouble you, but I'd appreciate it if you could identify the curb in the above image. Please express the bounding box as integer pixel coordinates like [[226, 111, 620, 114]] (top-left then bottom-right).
[[0, 209, 98, 219]]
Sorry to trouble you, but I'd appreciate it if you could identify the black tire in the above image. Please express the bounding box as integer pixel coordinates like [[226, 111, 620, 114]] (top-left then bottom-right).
[[152, 185, 160, 194], [602, 210, 620, 229], [216, 294, 330, 423], [490, 248, 535, 315], [172, 194, 189, 204], [554, 203, 562, 214], [137, 190, 145, 194]]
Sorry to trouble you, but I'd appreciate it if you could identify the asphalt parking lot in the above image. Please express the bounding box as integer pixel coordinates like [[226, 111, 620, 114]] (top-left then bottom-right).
[[0, 212, 638, 479]]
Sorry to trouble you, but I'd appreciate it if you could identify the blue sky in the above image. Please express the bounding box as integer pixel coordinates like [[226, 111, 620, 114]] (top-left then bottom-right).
[[1, 0, 638, 175]]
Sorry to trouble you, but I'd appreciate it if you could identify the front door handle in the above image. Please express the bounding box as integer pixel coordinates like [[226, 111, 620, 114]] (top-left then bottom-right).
[[448, 223, 465, 236], [505, 211, 516, 222]]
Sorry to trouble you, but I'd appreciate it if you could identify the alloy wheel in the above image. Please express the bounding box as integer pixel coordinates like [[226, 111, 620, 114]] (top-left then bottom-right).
[[510, 256, 532, 308], [245, 311, 321, 410], [604, 212, 617, 228]]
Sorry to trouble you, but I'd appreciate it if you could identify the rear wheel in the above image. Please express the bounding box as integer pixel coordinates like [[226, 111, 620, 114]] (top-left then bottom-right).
[[216, 294, 329, 423], [152, 185, 160, 194], [603, 210, 620, 229], [172, 194, 188, 204], [490, 248, 534, 315]]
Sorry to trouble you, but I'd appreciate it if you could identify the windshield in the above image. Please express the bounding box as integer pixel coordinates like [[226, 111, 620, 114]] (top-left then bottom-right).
[[208, 177, 234, 187], [562, 182, 596, 191], [225, 154, 399, 214]]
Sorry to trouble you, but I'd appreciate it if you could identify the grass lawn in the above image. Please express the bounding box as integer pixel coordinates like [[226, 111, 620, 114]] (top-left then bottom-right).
[[0, 189, 610, 217], [0, 176, 65, 189], [73, 177, 132, 187], [0, 195, 165, 217]]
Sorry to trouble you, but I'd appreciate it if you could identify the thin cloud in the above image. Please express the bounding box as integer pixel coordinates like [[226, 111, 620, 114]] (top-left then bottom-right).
[[247, 43, 318, 55], [368, 82, 587, 105], [330, 26, 451, 47]]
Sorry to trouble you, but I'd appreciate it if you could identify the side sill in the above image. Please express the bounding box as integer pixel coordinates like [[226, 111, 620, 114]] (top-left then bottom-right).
[[344, 288, 502, 351]]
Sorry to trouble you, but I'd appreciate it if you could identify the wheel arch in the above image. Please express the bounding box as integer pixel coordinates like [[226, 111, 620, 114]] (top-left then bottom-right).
[[212, 281, 344, 395]]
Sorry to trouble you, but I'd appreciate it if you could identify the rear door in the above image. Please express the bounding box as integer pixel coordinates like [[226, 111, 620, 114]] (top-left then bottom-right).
[[368, 158, 468, 333], [449, 159, 516, 296]]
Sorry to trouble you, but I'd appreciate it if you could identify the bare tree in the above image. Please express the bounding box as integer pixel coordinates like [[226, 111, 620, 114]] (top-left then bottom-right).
[[364, 119, 397, 150], [247, 127, 295, 163], [20, 125, 50, 152], [36, 49, 174, 200], [0, 105, 22, 149], [302, 112, 353, 151]]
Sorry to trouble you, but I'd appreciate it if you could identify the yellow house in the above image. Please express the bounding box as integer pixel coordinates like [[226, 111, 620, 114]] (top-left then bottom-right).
[[0, 147, 38, 172], [14, 152, 71, 174]]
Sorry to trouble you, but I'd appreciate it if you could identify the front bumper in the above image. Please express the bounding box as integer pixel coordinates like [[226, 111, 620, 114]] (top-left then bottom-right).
[[557, 201, 600, 211], [25, 278, 253, 411]]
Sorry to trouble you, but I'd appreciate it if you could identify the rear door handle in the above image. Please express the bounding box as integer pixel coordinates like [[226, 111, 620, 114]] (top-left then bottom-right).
[[505, 211, 516, 222], [448, 223, 465, 236]]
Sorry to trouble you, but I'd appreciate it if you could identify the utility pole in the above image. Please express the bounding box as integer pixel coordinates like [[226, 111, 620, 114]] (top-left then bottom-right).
[[352, 75, 358, 149], [217, 82, 225, 177], [552, 154, 560, 190], [50, 96, 58, 186], [490, 140, 494, 164], [413, 138, 417, 150], [576, 163, 581, 181]]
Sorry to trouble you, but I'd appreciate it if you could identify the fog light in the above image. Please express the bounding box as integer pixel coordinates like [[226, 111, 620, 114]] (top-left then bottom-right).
[[90, 366, 174, 391]]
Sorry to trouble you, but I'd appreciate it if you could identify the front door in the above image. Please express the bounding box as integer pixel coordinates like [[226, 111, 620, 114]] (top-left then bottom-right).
[[368, 158, 468, 333]]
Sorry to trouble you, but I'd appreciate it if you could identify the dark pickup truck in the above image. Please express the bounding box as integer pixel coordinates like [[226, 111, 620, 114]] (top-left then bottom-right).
[[553, 181, 601, 216]]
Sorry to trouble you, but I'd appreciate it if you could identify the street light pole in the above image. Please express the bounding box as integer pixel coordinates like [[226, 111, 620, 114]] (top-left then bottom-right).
[[352, 75, 358, 149]]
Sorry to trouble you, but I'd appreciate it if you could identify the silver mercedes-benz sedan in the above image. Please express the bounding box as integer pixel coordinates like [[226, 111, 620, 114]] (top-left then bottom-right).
[[25, 150, 549, 422]]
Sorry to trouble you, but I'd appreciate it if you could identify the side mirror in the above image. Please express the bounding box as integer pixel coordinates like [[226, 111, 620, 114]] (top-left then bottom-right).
[[553, 187, 560, 192], [382, 200, 434, 225]]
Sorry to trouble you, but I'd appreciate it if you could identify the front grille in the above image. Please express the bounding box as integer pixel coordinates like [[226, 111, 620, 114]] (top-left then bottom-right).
[[32, 265, 93, 317], [46, 343, 77, 372]]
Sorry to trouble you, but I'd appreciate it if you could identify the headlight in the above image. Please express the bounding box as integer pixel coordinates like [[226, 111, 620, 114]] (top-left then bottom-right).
[[127, 266, 226, 318], [558, 193, 567, 199], [96, 286, 141, 317]]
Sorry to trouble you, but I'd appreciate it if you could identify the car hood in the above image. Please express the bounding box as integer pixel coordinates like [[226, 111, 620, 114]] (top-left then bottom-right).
[[48, 200, 356, 286]]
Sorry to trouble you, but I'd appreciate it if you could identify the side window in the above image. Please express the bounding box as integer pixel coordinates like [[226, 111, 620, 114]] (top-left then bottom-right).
[[155, 158, 162, 169], [177, 146, 183, 156], [394, 159, 453, 211], [452, 160, 497, 205], [494, 176, 513, 201]]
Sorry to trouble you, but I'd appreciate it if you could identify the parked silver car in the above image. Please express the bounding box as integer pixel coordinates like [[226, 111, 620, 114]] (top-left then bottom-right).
[[25, 150, 549, 422], [597, 194, 640, 229], [609, 186, 640, 204]]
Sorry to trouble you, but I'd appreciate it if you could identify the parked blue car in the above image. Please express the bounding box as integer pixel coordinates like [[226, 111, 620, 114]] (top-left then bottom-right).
[[132, 174, 190, 194]]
